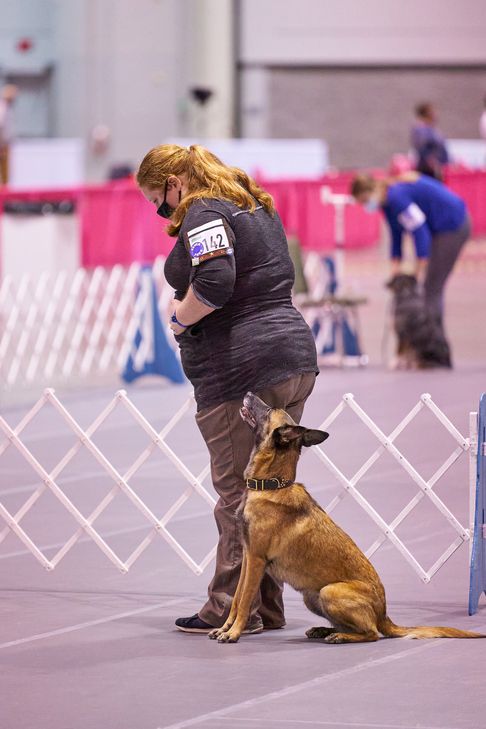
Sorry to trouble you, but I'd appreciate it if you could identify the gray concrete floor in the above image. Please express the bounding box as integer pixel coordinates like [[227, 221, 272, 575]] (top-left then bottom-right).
[[1, 242, 486, 729]]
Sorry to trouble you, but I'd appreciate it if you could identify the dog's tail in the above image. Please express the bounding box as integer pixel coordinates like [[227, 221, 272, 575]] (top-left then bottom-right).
[[378, 616, 485, 640]]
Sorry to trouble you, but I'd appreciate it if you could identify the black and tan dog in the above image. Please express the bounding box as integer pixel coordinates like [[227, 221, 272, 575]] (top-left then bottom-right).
[[387, 274, 451, 369], [209, 392, 483, 644]]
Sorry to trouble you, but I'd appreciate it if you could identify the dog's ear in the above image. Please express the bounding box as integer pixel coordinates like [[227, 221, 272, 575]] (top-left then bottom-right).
[[302, 429, 329, 447], [273, 425, 329, 447], [273, 425, 307, 446]]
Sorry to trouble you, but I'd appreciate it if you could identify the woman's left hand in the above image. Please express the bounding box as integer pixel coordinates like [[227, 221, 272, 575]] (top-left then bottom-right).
[[169, 318, 187, 335], [169, 301, 188, 335], [168, 287, 213, 335]]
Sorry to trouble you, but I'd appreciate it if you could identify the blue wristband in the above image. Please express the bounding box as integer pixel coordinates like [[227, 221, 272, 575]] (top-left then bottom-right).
[[171, 312, 188, 329]]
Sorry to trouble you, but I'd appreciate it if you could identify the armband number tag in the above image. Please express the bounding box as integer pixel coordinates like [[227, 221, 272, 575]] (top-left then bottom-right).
[[397, 203, 426, 232], [187, 218, 233, 267]]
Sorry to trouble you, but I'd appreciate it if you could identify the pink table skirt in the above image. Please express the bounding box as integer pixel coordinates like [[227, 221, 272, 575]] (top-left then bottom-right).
[[1, 169, 485, 268]]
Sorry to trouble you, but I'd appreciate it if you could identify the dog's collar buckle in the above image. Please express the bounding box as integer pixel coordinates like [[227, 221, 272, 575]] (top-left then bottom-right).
[[246, 477, 293, 491]]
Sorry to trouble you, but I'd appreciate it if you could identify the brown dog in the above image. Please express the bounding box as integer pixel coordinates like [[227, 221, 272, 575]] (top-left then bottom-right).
[[209, 392, 484, 644]]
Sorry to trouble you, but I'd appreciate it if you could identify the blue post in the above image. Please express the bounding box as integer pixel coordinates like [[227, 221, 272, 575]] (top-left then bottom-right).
[[468, 393, 486, 615], [315, 256, 363, 358], [323, 256, 337, 295], [121, 265, 185, 385], [341, 312, 362, 357]]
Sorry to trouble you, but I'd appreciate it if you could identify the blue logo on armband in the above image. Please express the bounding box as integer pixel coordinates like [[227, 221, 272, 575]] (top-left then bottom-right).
[[190, 241, 204, 258]]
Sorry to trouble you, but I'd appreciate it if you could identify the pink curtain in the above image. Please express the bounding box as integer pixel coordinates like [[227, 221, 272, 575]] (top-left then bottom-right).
[[1, 171, 485, 269], [260, 174, 382, 252], [445, 169, 486, 236], [78, 181, 174, 267]]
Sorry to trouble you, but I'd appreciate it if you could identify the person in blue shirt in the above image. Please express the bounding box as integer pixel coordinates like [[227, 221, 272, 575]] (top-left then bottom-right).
[[410, 102, 449, 181], [350, 171, 470, 334]]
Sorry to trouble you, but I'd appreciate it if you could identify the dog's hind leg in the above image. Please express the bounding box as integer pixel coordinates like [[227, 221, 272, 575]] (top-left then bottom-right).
[[303, 591, 336, 639], [306, 626, 336, 639], [318, 581, 380, 644]]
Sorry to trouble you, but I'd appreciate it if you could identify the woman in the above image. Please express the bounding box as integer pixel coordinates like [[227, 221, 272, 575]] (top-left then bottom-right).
[[410, 102, 449, 181], [350, 171, 470, 338], [137, 144, 318, 634]]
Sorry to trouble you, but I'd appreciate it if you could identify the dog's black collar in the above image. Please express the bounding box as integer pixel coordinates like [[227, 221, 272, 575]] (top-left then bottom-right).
[[246, 477, 294, 491]]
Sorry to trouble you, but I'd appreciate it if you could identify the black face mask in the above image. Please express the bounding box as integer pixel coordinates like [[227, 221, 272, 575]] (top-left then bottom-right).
[[157, 180, 181, 219]]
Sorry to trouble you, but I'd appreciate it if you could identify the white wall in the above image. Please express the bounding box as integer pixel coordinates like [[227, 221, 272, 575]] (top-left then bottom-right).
[[49, 0, 236, 180], [3, 1, 486, 178], [0, 0, 54, 137], [0, 0, 54, 74], [240, 0, 486, 65], [52, 0, 188, 180], [184, 0, 235, 138]]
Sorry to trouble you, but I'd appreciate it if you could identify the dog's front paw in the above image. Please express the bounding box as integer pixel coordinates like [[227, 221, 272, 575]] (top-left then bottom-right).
[[208, 628, 224, 640], [216, 630, 240, 644]]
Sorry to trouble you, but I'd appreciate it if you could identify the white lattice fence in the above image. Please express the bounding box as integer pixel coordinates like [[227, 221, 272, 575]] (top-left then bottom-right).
[[0, 257, 173, 390], [0, 252, 348, 393], [0, 389, 476, 582], [0, 388, 215, 575], [314, 393, 472, 583]]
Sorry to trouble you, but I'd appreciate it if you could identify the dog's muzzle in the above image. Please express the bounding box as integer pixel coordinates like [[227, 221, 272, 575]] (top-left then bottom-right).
[[240, 405, 257, 429], [240, 392, 271, 430]]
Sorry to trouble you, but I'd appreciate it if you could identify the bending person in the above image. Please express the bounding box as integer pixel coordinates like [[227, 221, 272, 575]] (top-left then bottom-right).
[[351, 171, 470, 348], [137, 144, 318, 634]]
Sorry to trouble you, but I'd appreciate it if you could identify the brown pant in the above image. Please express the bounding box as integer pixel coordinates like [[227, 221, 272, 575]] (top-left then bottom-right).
[[195, 372, 316, 628]]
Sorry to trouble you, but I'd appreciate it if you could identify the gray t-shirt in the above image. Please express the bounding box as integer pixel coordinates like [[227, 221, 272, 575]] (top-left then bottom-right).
[[164, 197, 318, 410]]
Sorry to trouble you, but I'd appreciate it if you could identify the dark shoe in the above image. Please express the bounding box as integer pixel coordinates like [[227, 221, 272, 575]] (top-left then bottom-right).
[[175, 614, 214, 633], [262, 621, 286, 630], [175, 613, 263, 634]]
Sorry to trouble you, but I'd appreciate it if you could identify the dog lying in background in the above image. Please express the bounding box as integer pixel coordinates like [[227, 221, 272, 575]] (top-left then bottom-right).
[[209, 393, 483, 644], [386, 274, 451, 369]]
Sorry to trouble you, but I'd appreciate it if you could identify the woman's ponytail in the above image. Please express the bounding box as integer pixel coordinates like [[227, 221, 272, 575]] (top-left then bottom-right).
[[137, 143, 275, 236]]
